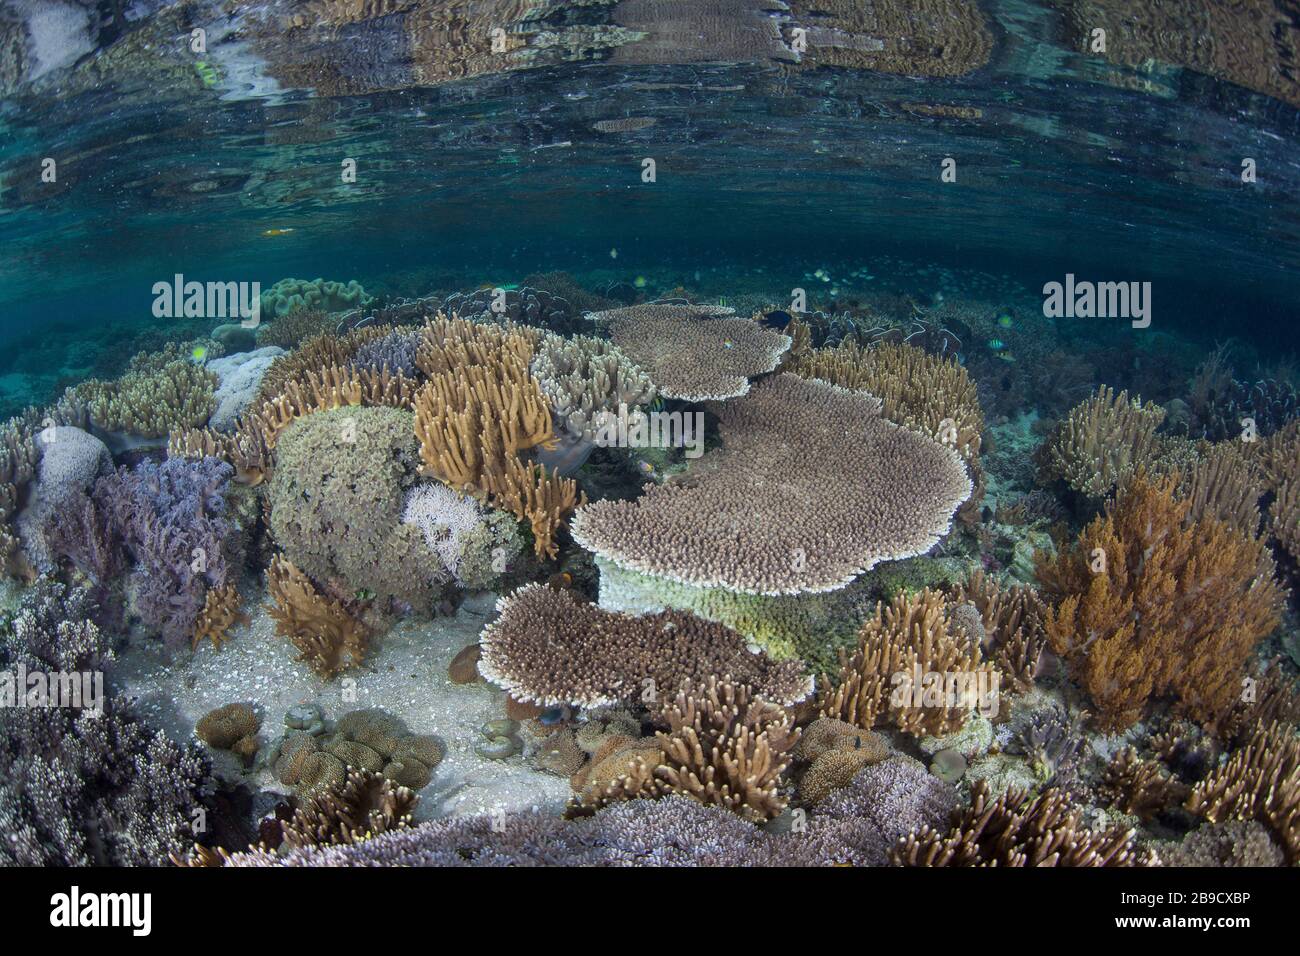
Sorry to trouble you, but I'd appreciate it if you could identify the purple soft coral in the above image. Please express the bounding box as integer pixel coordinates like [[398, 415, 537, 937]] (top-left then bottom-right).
[[95, 456, 234, 650]]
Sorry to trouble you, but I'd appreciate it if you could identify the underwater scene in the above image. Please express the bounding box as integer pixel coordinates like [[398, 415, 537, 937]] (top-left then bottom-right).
[[1, 0, 1299, 891]]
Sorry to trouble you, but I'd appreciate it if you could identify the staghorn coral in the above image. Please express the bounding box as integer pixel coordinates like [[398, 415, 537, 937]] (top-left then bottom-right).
[[0, 576, 113, 674], [1098, 747, 1189, 822], [1271, 477, 1300, 562], [572, 679, 799, 824], [478, 583, 812, 710], [1037, 386, 1167, 498], [268, 406, 442, 607], [77, 359, 217, 438], [1178, 440, 1264, 536], [572, 373, 972, 596], [1036, 474, 1285, 731], [821, 588, 999, 738], [594, 304, 789, 401], [892, 780, 1157, 867], [265, 555, 371, 679], [1186, 720, 1300, 863]]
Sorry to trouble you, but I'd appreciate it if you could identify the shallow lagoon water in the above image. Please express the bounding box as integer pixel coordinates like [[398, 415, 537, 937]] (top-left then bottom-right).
[[0, 0, 1298, 879]]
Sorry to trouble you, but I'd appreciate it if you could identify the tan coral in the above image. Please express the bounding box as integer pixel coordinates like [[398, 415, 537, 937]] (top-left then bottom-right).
[[191, 583, 250, 651], [1038, 386, 1166, 498], [265, 555, 371, 679]]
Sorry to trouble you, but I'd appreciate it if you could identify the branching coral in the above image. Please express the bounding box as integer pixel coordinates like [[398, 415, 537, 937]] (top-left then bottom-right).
[[1036, 474, 1284, 731], [820, 587, 998, 738], [192, 583, 249, 651], [571, 679, 799, 824], [949, 570, 1047, 692], [96, 456, 238, 651], [1098, 747, 1190, 822], [891, 780, 1157, 867], [78, 358, 217, 437], [1037, 386, 1167, 498], [265, 555, 371, 679], [572, 373, 972, 595], [594, 304, 790, 401], [529, 330, 656, 441], [478, 583, 812, 710], [1186, 719, 1300, 863], [400, 481, 524, 589], [412, 314, 580, 558], [280, 768, 418, 850]]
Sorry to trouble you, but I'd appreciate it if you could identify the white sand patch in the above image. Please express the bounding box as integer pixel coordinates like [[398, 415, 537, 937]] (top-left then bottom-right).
[[108, 590, 574, 823]]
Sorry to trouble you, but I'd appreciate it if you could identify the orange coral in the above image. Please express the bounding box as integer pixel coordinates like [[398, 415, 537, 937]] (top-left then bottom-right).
[[265, 555, 371, 679], [191, 583, 250, 651], [1036, 474, 1284, 731]]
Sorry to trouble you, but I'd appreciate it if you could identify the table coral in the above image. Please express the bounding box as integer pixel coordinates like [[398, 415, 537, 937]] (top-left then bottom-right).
[[572, 373, 972, 596]]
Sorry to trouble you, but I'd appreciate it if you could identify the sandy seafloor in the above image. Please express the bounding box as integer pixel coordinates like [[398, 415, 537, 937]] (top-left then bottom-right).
[[109, 588, 574, 823]]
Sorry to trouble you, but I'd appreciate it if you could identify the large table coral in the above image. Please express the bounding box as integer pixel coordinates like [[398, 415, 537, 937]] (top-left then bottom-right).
[[571, 373, 973, 595]]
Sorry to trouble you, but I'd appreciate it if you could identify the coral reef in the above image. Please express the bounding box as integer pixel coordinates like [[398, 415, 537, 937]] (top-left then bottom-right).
[[593, 304, 789, 400], [265, 555, 371, 679], [268, 406, 441, 608], [274, 708, 443, 793], [1036, 474, 1284, 730], [892, 780, 1157, 867], [572, 373, 972, 595], [478, 583, 812, 710]]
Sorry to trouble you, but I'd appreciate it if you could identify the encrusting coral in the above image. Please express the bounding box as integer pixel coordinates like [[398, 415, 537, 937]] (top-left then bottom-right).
[[572, 373, 972, 595], [593, 304, 790, 401], [1036, 473, 1284, 731], [478, 583, 813, 710], [891, 780, 1158, 867], [820, 587, 999, 738], [265, 555, 371, 679]]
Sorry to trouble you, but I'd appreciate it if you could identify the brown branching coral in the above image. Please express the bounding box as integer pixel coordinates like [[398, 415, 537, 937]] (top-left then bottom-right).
[[280, 768, 418, 850], [1038, 386, 1166, 498], [1098, 747, 1190, 822], [411, 314, 579, 558], [571, 373, 972, 595], [595, 304, 790, 401], [1271, 477, 1300, 561], [1177, 440, 1263, 536], [0, 418, 37, 576], [191, 583, 250, 651], [572, 679, 799, 824], [949, 570, 1048, 693], [478, 583, 812, 710], [265, 555, 371, 679], [1186, 720, 1300, 863], [820, 588, 998, 738], [891, 780, 1157, 867], [255, 325, 396, 408], [1036, 474, 1285, 731]]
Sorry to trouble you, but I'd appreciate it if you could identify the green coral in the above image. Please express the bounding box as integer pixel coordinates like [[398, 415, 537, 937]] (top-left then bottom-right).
[[78, 358, 217, 437], [267, 407, 443, 608], [260, 277, 373, 319], [594, 556, 867, 676]]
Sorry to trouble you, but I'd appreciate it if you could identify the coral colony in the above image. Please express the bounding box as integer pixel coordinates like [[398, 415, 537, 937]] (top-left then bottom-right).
[[0, 0, 1298, 880]]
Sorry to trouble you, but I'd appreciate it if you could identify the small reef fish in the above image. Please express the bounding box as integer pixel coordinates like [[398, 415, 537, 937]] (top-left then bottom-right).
[[987, 338, 1006, 351], [609, 247, 618, 259], [189, 345, 208, 364], [262, 228, 295, 237], [997, 313, 1014, 329], [634, 276, 647, 288], [635, 459, 657, 477]]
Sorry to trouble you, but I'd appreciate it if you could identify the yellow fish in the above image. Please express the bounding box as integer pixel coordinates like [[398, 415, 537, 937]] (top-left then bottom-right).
[[262, 228, 295, 237]]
